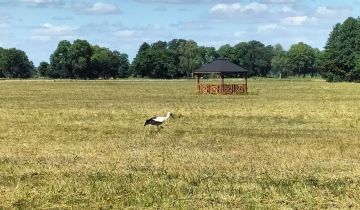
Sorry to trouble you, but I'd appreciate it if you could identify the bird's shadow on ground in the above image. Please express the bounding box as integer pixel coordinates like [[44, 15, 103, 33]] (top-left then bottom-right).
[[144, 126, 164, 137]]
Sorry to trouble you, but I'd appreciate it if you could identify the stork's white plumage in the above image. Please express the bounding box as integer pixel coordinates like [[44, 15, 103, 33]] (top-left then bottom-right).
[[144, 112, 174, 127]]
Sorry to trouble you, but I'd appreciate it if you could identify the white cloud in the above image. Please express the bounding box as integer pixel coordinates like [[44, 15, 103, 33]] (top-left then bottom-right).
[[171, 20, 212, 30], [115, 30, 136, 38], [198, 40, 230, 49], [316, 6, 336, 16], [210, 2, 268, 14], [244, 2, 268, 13], [30, 35, 51, 41], [264, 0, 294, 3], [20, 0, 54, 2], [258, 23, 286, 32], [210, 3, 234, 14], [31, 23, 77, 41], [0, 23, 9, 28], [19, 0, 64, 7], [0, 15, 10, 34], [0, 14, 11, 24], [135, 0, 238, 4], [112, 24, 169, 44], [79, 21, 116, 34], [42, 23, 52, 28], [281, 6, 295, 13], [315, 6, 351, 18], [233, 31, 245, 38], [37, 23, 77, 35], [85, 2, 120, 14], [281, 16, 317, 26]]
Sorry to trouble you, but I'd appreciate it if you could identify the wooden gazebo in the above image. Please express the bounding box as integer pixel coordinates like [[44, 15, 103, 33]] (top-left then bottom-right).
[[193, 58, 248, 94]]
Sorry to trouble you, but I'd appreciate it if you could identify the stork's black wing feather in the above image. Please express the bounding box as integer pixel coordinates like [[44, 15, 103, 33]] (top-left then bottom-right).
[[144, 117, 156, 126]]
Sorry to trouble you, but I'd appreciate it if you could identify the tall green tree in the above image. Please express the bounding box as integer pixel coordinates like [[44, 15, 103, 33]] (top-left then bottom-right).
[[351, 56, 360, 82], [38, 61, 50, 77], [218, 44, 236, 63], [321, 17, 360, 82], [233, 41, 274, 76], [287, 42, 316, 77], [167, 39, 188, 78], [132, 40, 175, 78], [178, 40, 202, 77], [131, 42, 151, 77], [0, 48, 34, 78], [199, 46, 218, 65], [271, 44, 289, 78], [90, 46, 113, 79], [0, 47, 5, 77], [313, 48, 323, 77], [112, 51, 130, 78], [70, 39, 93, 78], [133, 40, 202, 78], [91, 47, 129, 79], [49, 40, 72, 78], [148, 41, 175, 78]]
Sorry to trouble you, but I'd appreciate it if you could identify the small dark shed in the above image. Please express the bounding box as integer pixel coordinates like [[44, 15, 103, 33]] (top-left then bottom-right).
[[193, 58, 248, 94]]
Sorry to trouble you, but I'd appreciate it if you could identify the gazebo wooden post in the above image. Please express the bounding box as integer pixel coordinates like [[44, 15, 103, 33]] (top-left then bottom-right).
[[220, 73, 224, 94], [196, 74, 200, 93], [245, 73, 248, 94]]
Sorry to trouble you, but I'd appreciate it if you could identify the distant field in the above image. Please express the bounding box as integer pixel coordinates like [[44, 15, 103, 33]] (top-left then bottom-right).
[[0, 78, 360, 209]]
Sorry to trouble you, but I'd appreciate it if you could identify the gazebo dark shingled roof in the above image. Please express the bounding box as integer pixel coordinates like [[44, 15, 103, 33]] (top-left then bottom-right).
[[193, 58, 248, 74]]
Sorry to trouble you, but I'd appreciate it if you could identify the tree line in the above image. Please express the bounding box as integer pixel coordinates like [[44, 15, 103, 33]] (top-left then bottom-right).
[[39, 40, 130, 79], [1, 17, 360, 82]]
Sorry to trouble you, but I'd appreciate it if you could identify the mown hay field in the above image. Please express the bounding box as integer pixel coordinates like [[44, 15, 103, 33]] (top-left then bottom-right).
[[0, 78, 360, 209]]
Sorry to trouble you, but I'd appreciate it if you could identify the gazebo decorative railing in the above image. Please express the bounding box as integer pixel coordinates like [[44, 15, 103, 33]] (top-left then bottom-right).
[[197, 83, 247, 94]]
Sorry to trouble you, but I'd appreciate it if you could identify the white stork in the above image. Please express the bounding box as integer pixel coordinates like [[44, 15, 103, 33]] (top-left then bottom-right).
[[144, 112, 174, 128]]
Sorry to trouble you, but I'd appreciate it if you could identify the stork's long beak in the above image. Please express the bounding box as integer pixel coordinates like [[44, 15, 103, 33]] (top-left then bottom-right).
[[170, 113, 175, 119]]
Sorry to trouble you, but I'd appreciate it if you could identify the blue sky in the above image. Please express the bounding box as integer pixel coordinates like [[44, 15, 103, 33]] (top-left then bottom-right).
[[0, 0, 359, 66]]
